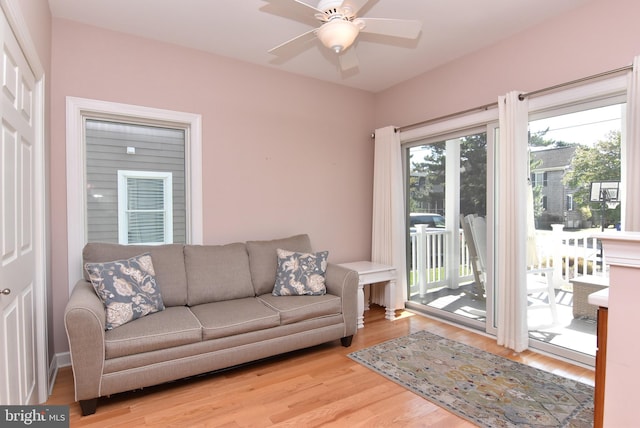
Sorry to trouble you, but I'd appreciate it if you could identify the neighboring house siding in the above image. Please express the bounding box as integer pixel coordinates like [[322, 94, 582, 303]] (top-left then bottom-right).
[[531, 146, 580, 228], [541, 169, 566, 215], [85, 120, 186, 243]]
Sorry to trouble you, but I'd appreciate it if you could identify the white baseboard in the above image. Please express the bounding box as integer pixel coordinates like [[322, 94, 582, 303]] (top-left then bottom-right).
[[48, 352, 71, 396], [55, 351, 72, 368]]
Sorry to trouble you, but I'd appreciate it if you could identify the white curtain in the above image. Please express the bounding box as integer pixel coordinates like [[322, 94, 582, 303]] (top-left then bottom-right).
[[625, 55, 640, 231], [371, 126, 407, 310], [497, 92, 529, 352], [526, 181, 539, 267]]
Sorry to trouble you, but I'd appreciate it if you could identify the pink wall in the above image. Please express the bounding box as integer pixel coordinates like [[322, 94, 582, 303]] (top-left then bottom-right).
[[45, 0, 640, 362], [595, 234, 640, 426], [374, 0, 640, 129], [50, 19, 376, 353]]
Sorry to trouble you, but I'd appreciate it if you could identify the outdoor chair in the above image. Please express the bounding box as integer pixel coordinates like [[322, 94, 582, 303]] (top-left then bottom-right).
[[462, 214, 558, 327]]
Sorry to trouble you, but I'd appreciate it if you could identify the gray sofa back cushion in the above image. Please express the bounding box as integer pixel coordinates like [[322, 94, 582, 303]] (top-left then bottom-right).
[[82, 243, 188, 306], [184, 243, 255, 305], [246, 234, 313, 296]]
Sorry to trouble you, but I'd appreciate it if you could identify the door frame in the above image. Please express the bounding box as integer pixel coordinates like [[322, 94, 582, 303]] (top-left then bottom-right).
[[0, 0, 48, 402], [401, 110, 498, 334], [525, 76, 627, 366]]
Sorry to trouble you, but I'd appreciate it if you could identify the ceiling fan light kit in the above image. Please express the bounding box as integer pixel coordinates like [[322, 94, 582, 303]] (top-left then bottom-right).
[[316, 19, 362, 53]]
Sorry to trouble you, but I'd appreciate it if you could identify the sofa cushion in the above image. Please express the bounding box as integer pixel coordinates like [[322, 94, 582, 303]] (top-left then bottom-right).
[[246, 234, 313, 296], [258, 293, 342, 325], [190, 297, 280, 340], [85, 253, 165, 330], [83, 243, 188, 306], [104, 306, 202, 359], [184, 243, 255, 306], [273, 249, 328, 296]]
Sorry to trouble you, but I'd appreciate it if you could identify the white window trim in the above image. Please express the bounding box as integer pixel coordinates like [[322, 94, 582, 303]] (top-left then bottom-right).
[[117, 170, 173, 245], [400, 109, 498, 144], [66, 97, 203, 294], [528, 75, 627, 114], [532, 171, 546, 187]]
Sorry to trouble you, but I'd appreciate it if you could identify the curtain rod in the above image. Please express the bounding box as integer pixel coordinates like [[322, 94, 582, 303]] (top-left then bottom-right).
[[396, 101, 497, 133], [517, 64, 632, 100], [390, 64, 633, 135]]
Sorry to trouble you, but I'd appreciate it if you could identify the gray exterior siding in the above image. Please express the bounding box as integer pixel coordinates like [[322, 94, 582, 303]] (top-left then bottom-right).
[[540, 169, 567, 214], [85, 120, 186, 244], [531, 146, 581, 228]]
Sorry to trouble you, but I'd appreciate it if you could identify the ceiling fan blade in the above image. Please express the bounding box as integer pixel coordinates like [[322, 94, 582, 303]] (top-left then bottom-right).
[[359, 18, 422, 39], [341, 0, 373, 17], [268, 28, 318, 57], [338, 47, 359, 71], [263, 0, 324, 17]]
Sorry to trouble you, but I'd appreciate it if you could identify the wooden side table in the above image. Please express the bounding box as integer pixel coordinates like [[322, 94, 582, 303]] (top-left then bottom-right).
[[338, 261, 397, 328], [588, 288, 609, 428]]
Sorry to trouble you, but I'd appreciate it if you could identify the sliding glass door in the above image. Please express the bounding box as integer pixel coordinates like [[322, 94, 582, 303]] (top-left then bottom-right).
[[525, 99, 624, 364], [401, 75, 627, 366], [405, 128, 490, 329]]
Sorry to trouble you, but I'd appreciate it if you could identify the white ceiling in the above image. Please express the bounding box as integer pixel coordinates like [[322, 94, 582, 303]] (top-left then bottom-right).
[[47, 0, 594, 93]]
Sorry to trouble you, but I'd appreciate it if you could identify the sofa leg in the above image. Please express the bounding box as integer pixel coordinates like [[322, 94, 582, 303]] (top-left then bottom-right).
[[340, 335, 353, 347], [79, 398, 97, 416]]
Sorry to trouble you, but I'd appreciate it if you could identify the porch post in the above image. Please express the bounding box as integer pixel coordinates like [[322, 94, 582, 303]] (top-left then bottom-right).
[[551, 223, 565, 287], [417, 225, 427, 297], [445, 139, 461, 289]]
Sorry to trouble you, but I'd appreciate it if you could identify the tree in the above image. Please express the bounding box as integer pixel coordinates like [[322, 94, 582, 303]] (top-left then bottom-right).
[[408, 134, 487, 217], [460, 133, 487, 216], [409, 142, 446, 213], [563, 130, 621, 225], [529, 156, 544, 218]]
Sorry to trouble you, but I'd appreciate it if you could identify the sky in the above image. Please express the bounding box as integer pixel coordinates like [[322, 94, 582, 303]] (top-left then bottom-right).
[[529, 103, 623, 147], [409, 102, 624, 167]]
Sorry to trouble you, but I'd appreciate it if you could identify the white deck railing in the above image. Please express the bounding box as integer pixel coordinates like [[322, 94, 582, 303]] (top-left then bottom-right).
[[409, 224, 605, 293], [409, 226, 473, 296], [535, 225, 604, 285]]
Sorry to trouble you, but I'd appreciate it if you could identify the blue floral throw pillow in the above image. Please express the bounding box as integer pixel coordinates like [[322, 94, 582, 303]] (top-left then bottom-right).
[[85, 253, 165, 330], [272, 249, 329, 296]]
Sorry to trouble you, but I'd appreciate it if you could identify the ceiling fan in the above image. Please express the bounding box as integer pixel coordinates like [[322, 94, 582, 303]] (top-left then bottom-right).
[[265, 0, 422, 71]]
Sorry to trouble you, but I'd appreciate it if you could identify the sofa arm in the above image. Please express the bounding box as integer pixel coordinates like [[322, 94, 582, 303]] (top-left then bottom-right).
[[64, 280, 106, 401], [325, 263, 359, 337]]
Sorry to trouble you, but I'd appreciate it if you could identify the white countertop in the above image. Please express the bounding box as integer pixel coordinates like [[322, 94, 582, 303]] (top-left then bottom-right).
[[588, 288, 609, 308]]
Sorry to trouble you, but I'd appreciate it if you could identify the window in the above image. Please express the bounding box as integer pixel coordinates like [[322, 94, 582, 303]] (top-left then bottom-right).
[[531, 171, 547, 187], [566, 194, 574, 211], [527, 93, 624, 365], [405, 128, 488, 325], [117, 171, 173, 244], [85, 119, 187, 245], [530, 101, 624, 230]]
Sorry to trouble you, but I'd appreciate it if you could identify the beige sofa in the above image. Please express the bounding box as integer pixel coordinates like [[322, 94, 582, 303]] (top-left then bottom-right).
[[64, 234, 358, 415]]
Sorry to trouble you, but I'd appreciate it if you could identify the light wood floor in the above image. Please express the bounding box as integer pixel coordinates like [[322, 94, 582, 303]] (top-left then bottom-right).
[[47, 306, 595, 427]]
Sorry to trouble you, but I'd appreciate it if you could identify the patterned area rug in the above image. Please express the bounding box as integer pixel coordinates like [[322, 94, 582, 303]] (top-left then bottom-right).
[[348, 331, 593, 427]]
